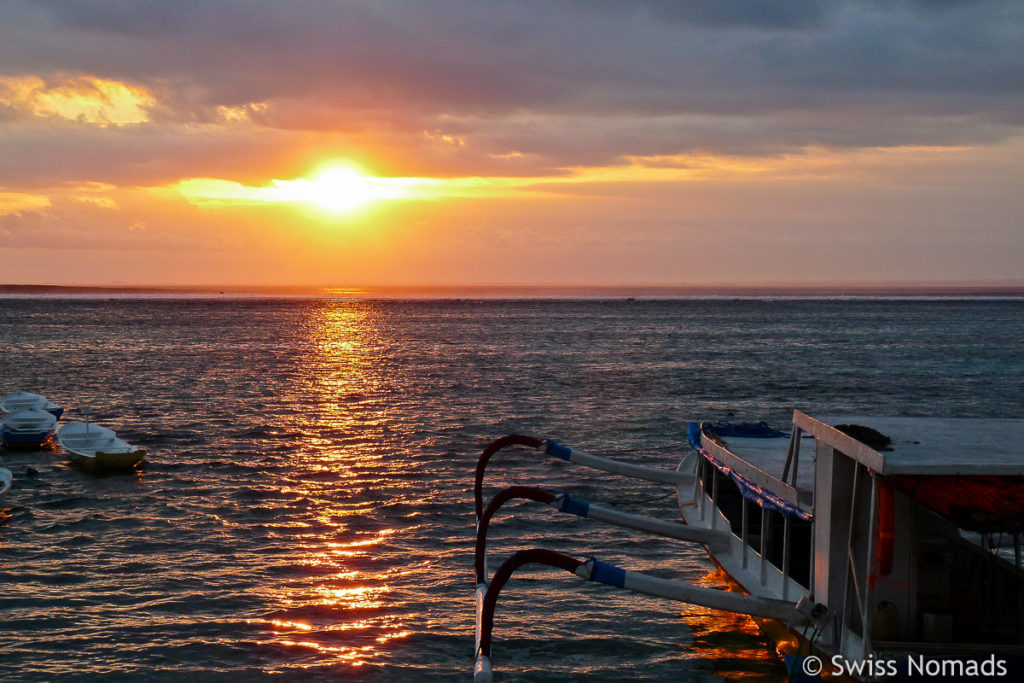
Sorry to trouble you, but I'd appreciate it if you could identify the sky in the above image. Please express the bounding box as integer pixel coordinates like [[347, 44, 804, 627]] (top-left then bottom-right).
[[1, 0, 1022, 288]]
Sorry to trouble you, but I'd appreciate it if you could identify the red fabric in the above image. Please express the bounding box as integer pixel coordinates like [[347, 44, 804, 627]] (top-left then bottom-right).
[[888, 475, 1024, 532]]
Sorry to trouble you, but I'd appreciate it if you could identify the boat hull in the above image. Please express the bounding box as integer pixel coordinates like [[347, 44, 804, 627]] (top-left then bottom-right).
[[0, 467, 11, 504], [698, 544, 855, 682], [1, 408, 59, 449], [1, 428, 56, 449], [68, 449, 146, 472], [678, 424, 842, 680]]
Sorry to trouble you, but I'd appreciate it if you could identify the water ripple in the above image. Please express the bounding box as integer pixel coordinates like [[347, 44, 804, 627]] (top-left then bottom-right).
[[1, 298, 1022, 680]]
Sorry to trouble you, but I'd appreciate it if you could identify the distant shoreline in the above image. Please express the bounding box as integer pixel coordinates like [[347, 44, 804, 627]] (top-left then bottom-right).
[[3, 283, 1024, 299]]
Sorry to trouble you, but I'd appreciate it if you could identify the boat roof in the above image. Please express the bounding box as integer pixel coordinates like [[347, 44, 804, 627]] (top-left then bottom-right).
[[797, 413, 1024, 476]]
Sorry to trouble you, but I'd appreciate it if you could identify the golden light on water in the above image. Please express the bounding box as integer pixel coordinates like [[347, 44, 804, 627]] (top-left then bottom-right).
[[268, 619, 314, 631], [315, 585, 388, 610], [677, 570, 786, 680], [251, 301, 410, 671], [277, 640, 375, 666]]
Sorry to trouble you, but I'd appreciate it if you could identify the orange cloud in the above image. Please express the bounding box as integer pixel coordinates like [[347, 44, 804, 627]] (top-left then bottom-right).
[[0, 191, 51, 214], [0, 74, 155, 126]]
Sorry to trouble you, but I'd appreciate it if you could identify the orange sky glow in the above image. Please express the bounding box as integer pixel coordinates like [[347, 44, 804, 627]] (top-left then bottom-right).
[[1, 3, 1021, 288]]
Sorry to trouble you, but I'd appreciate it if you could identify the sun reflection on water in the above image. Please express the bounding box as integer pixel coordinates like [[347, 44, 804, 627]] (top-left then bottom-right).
[[252, 301, 409, 671], [678, 570, 788, 680]]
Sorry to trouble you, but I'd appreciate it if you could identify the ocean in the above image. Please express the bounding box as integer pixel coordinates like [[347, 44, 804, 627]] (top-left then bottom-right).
[[1, 297, 1022, 681]]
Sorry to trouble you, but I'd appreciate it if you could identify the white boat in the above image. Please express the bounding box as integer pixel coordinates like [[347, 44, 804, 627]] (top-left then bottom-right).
[[0, 391, 64, 419], [57, 421, 146, 471], [1, 408, 58, 449], [0, 468, 11, 503], [470, 413, 1024, 681]]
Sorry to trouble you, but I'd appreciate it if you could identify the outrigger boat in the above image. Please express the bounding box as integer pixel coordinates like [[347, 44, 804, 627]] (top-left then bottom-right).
[[57, 420, 146, 472], [472, 412, 1024, 681]]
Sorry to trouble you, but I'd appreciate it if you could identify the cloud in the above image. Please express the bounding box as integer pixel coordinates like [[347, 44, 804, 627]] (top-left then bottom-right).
[[0, 1, 1021, 287], [1, 1, 1019, 156], [0, 74, 155, 125]]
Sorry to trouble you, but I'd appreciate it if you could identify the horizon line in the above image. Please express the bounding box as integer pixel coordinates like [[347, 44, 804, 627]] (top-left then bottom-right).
[[4, 282, 1024, 298]]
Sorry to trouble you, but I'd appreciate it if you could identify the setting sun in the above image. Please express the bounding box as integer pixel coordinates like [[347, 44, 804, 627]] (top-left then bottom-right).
[[275, 165, 404, 213], [171, 163, 548, 216], [173, 163, 416, 215]]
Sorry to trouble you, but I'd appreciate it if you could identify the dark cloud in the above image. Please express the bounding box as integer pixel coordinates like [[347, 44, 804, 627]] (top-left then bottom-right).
[[582, 0, 831, 29], [0, 0, 1021, 178], [27, 0, 207, 37]]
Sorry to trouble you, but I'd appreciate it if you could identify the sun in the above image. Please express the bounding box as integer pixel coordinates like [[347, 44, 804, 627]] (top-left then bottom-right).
[[269, 164, 405, 214], [173, 161, 496, 214], [303, 167, 377, 212]]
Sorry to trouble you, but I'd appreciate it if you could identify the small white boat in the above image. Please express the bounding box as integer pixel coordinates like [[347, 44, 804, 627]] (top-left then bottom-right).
[[57, 421, 146, 471], [0, 468, 12, 503], [1, 408, 58, 449], [0, 391, 64, 419]]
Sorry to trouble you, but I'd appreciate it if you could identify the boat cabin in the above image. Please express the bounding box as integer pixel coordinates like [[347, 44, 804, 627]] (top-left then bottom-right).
[[686, 411, 1024, 664]]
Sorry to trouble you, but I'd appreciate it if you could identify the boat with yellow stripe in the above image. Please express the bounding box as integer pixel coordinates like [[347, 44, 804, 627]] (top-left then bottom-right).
[[57, 420, 146, 472]]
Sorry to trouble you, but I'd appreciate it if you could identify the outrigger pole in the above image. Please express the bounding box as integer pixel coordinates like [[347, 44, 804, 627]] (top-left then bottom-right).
[[472, 435, 821, 683], [474, 548, 813, 683], [474, 435, 688, 519], [475, 484, 731, 585]]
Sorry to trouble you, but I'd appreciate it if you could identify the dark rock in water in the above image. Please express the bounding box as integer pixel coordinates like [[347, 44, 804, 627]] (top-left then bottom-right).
[[26, 466, 39, 477], [836, 424, 892, 451]]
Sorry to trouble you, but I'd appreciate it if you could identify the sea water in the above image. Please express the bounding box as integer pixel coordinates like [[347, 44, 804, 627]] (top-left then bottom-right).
[[0, 297, 1022, 681]]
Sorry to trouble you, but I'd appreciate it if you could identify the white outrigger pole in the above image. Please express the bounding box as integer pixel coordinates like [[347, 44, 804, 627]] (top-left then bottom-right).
[[472, 435, 822, 683]]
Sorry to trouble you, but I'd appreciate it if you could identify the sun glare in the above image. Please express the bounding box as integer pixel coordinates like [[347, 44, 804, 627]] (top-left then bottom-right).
[[272, 166, 399, 213], [172, 161, 556, 214]]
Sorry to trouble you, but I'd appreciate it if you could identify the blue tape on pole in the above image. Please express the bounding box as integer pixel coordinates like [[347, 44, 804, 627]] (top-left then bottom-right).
[[546, 441, 572, 460], [589, 560, 627, 588], [560, 495, 590, 518], [687, 422, 702, 449]]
